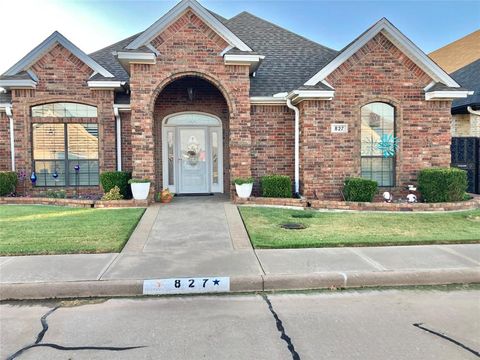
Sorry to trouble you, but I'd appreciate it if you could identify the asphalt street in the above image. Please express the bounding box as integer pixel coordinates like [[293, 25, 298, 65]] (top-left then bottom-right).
[[1, 287, 479, 360]]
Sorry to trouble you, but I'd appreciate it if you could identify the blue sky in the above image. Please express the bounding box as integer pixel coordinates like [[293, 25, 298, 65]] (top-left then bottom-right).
[[1, 0, 479, 73]]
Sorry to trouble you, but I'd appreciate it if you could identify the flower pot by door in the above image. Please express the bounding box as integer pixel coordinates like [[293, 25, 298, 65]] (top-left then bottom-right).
[[131, 183, 151, 200], [235, 183, 253, 199]]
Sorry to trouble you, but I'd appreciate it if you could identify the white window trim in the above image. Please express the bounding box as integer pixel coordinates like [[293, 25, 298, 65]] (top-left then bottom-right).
[[126, 0, 252, 52], [304, 18, 460, 88], [4, 31, 114, 78]]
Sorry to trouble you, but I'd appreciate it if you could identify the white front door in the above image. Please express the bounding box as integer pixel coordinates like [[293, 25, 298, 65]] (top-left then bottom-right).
[[162, 112, 223, 194], [178, 127, 208, 194]]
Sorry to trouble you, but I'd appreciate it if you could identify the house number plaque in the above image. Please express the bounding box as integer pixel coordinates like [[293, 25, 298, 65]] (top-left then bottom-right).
[[331, 124, 348, 133]]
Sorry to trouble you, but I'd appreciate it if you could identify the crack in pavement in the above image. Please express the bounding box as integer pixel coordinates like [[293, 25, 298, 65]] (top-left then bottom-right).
[[7, 306, 146, 359], [262, 294, 301, 360], [413, 323, 480, 358]]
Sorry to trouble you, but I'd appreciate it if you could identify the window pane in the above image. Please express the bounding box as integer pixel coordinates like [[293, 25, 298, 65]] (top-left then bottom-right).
[[361, 157, 394, 187], [31, 103, 97, 118], [33, 124, 65, 160], [67, 124, 99, 160], [68, 160, 99, 186], [167, 131, 174, 186], [34, 160, 66, 186], [212, 131, 218, 185]]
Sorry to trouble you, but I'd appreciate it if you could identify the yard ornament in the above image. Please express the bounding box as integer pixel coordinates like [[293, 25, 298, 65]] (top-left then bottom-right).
[[407, 193, 417, 203], [383, 191, 393, 203]]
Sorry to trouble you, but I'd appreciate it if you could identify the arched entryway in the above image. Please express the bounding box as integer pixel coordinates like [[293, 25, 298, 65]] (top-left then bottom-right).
[[153, 76, 230, 194]]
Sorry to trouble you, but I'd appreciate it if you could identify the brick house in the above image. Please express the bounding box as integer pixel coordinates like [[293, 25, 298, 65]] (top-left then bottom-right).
[[0, 0, 472, 199]]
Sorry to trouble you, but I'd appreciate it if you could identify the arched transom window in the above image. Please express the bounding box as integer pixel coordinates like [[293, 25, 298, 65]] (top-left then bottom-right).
[[31, 103, 97, 117], [360, 102, 395, 187]]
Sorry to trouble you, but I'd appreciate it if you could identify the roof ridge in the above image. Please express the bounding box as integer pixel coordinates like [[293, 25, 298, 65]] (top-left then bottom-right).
[[227, 11, 338, 54]]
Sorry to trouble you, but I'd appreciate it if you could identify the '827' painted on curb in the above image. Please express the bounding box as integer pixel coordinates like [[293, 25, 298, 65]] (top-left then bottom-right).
[[143, 277, 230, 295]]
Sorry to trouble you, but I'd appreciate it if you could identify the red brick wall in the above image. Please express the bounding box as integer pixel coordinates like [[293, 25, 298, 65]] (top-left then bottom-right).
[[153, 77, 230, 192], [129, 10, 251, 195], [0, 111, 11, 171], [120, 111, 133, 172], [10, 44, 115, 194], [250, 105, 295, 195], [300, 33, 452, 199]]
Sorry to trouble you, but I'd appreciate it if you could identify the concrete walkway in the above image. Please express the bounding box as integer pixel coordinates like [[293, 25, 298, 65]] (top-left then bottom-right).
[[1, 196, 479, 299]]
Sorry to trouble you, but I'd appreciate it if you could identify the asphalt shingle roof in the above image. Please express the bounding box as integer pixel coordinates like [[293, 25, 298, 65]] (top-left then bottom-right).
[[87, 10, 338, 97], [450, 58, 480, 113], [223, 12, 338, 96], [0, 92, 12, 103]]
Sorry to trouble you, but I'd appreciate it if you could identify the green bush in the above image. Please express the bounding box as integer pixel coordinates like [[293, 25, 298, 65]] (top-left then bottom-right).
[[101, 186, 124, 201], [100, 171, 132, 199], [234, 177, 254, 185], [0, 172, 18, 196], [261, 175, 292, 198], [343, 177, 378, 202], [418, 167, 467, 203], [128, 178, 151, 184]]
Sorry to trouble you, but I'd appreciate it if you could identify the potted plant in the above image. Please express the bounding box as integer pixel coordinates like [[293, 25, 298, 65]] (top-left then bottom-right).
[[128, 179, 151, 200], [234, 177, 254, 199], [159, 188, 174, 203]]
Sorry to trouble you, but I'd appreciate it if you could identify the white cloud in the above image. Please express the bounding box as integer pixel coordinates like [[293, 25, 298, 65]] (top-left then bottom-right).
[[0, 0, 127, 74]]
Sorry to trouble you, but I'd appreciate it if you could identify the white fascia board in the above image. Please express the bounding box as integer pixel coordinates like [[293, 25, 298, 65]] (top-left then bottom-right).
[[126, 0, 252, 52], [0, 79, 37, 89], [113, 103, 131, 111], [425, 90, 473, 101], [250, 96, 287, 105], [87, 81, 125, 89], [116, 52, 157, 63], [305, 18, 460, 88], [0, 103, 11, 111], [4, 31, 114, 78], [224, 54, 264, 73], [287, 90, 335, 104]]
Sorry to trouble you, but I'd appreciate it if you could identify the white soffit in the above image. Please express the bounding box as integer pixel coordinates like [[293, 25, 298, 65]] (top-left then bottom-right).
[[0, 79, 37, 89], [425, 90, 473, 101], [4, 31, 114, 78], [304, 18, 460, 88], [126, 0, 252, 52]]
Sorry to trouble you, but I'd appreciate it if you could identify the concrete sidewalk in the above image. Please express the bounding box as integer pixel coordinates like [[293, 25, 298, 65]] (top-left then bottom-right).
[[1, 197, 479, 299]]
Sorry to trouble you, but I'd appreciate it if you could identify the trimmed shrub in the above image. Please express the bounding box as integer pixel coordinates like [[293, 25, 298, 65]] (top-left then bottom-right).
[[343, 177, 378, 202], [101, 186, 124, 201], [261, 175, 292, 198], [100, 171, 132, 199], [0, 172, 18, 196], [43, 189, 67, 199], [418, 167, 467, 203]]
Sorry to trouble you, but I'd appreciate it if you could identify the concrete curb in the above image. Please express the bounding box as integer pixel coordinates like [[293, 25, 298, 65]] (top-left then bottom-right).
[[1, 268, 479, 301]]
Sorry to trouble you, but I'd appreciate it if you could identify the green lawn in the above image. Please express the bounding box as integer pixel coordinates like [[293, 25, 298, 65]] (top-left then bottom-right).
[[239, 206, 480, 248], [0, 205, 145, 255]]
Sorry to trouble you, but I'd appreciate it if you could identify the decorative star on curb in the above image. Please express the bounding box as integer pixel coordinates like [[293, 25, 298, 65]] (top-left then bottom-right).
[[213, 279, 220, 285], [376, 134, 399, 158]]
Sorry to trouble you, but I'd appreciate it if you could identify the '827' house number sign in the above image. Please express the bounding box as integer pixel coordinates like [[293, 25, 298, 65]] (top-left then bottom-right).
[[331, 123, 348, 133], [143, 277, 230, 295]]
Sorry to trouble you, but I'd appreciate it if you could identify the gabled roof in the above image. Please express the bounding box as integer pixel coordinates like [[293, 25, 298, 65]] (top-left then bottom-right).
[[125, 0, 252, 52], [450, 58, 480, 113], [2, 31, 114, 79], [304, 18, 460, 88]]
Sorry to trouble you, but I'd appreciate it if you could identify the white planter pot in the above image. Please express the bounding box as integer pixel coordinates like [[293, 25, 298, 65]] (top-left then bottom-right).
[[131, 182, 150, 200], [235, 183, 253, 199]]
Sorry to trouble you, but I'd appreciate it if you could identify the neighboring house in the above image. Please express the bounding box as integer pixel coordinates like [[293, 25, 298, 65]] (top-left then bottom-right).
[[0, 0, 472, 199], [429, 30, 480, 73], [450, 59, 480, 137]]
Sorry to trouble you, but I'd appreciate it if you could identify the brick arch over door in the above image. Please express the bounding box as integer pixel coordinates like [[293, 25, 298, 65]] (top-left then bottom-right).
[[153, 75, 231, 193]]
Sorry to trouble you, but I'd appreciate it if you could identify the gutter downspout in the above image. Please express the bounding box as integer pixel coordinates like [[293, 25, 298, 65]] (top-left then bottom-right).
[[5, 106, 15, 172], [286, 98, 300, 197], [114, 106, 122, 171], [467, 106, 480, 116]]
